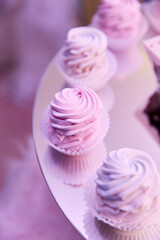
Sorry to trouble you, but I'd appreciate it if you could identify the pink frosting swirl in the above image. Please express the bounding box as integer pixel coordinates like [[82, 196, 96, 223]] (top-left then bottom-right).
[[48, 87, 103, 153], [61, 26, 108, 81], [94, 0, 142, 39], [95, 148, 160, 230]]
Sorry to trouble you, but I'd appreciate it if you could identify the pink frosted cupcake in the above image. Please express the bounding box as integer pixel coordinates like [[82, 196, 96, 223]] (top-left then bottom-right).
[[91, 0, 148, 78], [84, 148, 160, 239], [40, 86, 110, 185], [56, 26, 117, 91], [143, 0, 160, 34]]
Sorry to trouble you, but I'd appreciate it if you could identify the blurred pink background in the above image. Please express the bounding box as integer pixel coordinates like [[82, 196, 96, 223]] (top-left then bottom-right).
[[0, 1, 84, 239]]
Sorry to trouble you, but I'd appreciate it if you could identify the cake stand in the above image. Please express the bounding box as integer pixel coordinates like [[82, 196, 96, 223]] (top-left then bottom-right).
[[32, 46, 160, 240]]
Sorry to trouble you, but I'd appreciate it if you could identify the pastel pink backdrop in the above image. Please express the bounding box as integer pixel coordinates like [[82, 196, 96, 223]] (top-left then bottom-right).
[[0, 1, 84, 239]]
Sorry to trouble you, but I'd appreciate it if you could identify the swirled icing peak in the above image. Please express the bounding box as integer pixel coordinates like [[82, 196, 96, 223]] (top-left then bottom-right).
[[61, 26, 109, 81], [95, 148, 160, 229], [94, 0, 142, 39], [48, 87, 105, 153]]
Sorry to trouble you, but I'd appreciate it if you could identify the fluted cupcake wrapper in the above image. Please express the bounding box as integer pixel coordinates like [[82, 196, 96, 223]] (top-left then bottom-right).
[[83, 210, 160, 240], [40, 106, 110, 156], [43, 141, 107, 186], [84, 173, 160, 232], [56, 49, 117, 91], [142, 2, 160, 34]]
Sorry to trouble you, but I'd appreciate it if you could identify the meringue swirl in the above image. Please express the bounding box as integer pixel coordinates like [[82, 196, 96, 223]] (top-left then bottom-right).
[[49, 87, 103, 152], [62, 26, 108, 81], [95, 0, 141, 39], [95, 148, 160, 229]]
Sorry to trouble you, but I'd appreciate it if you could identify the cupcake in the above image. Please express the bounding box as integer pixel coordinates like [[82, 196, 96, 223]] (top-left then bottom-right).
[[56, 26, 117, 94], [143, 36, 160, 137], [142, 0, 160, 34], [56, 26, 117, 90], [84, 148, 160, 239], [40, 86, 110, 185], [91, 0, 148, 77]]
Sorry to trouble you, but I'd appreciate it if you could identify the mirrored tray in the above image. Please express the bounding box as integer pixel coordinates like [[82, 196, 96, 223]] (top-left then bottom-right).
[[32, 46, 160, 240]]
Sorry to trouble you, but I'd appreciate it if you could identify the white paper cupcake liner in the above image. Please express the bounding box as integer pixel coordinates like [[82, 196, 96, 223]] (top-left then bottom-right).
[[43, 141, 107, 186], [40, 105, 110, 156], [83, 210, 160, 240], [56, 49, 117, 91], [84, 173, 160, 232], [142, 2, 160, 34]]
